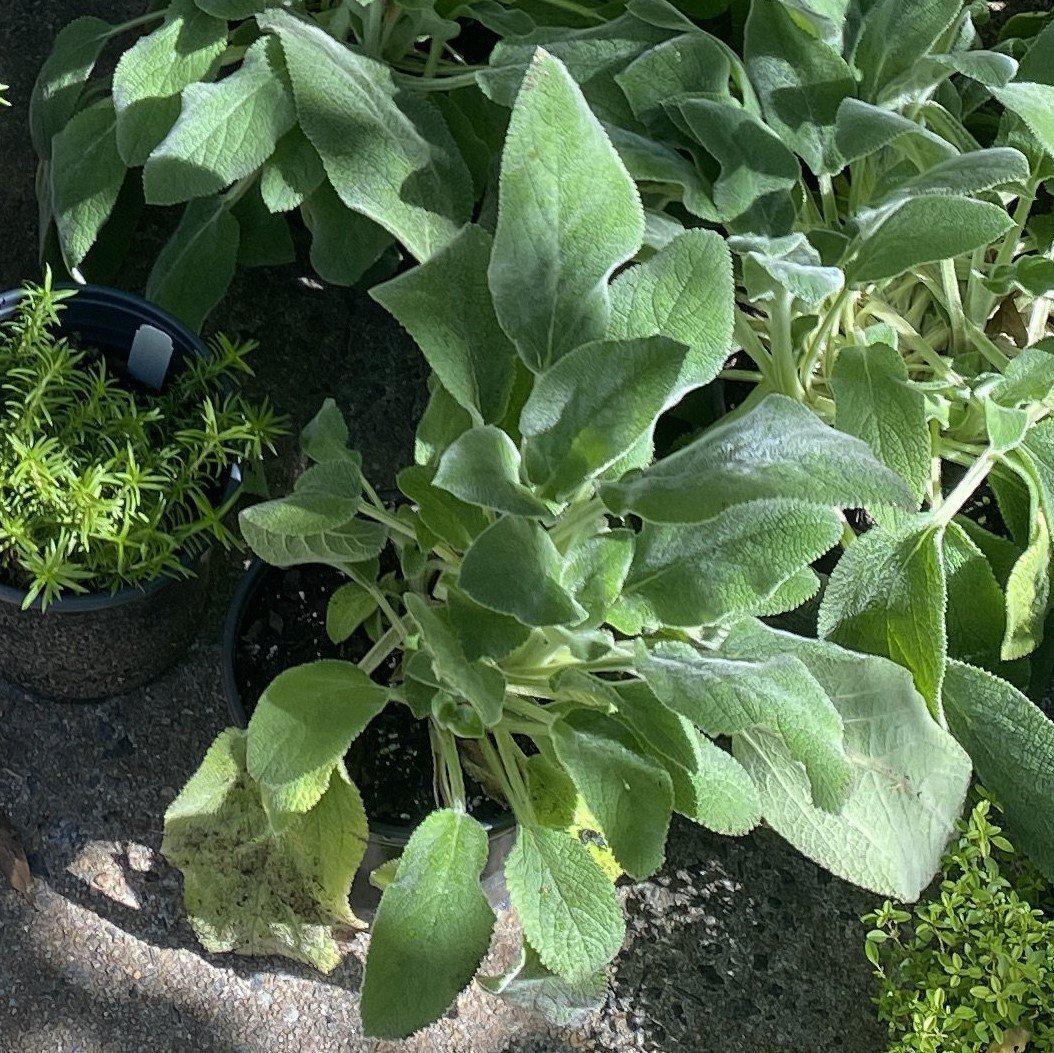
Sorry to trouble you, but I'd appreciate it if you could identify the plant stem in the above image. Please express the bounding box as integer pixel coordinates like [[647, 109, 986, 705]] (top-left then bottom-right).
[[818, 174, 838, 226], [771, 291, 805, 399], [358, 502, 416, 540], [357, 624, 402, 675], [933, 449, 995, 528], [111, 10, 166, 37], [939, 259, 966, 354], [802, 286, 851, 392]]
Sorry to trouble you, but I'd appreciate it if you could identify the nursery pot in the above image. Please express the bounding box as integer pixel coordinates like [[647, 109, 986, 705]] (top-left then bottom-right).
[[0, 285, 237, 701], [223, 557, 519, 918]]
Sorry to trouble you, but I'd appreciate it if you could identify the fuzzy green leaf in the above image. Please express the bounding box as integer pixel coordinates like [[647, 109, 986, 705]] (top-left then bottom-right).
[[730, 233, 845, 306], [447, 587, 532, 663], [944, 660, 1054, 884], [552, 708, 673, 879], [372, 225, 517, 425], [818, 517, 947, 712], [361, 810, 495, 1039], [145, 195, 239, 330], [31, 16, 114, 156], [505, 825, 625, 982], [489, 49, 644, 373], [607, 230, 734, 390], [460, 516, 586, 627], [261, 125, 325, 212], [112, 0, 228, 167], [603, 394, 914, 522], [50, 101, 126, 272], [830, 342, 930, 504], [326, 582, 377, 645], [723, 621, 970, 901], [520, 336, 688, 501], [993, 82, 1054, 160], [624, 499, 841, 627], [434, 426, 550, 518], [261, 9, 471, 261], [144, 36, 295, 204], [196, 0, 268, 15], [301, 182, 393, 287], [163, 731, 367, 971], [397, 464, 489, 550], [942, 521, 1006, 671], [246, 660, 388, 813], [561, 531, 634, 628], [637, 640, 853, 812]]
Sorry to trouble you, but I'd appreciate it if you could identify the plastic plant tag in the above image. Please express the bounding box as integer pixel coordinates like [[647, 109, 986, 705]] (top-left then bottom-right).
[[128, 324, 174, 390]]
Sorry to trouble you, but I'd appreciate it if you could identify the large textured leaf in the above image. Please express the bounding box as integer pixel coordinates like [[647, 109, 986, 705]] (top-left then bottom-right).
[[848, 196, 1014, 284], [818, 518, 947, 713], [637, 641, 853, 812], [744, 0, 854, 175], [50, 101, 126, 272], [145, 195, 239, 330], [944, 660, 1054, 884], [31, 16, 114, 156], [361, 810, 495, 1039], [112, 0, 228, 167], [607, 230, 734, 390], [624, 499, 841, 627], [994, 82, 1054, 160], [722, 621, 970, 901], [830, 342, 930, 503], [397, 465, 488, 550], [730, 233, 844, 307], [874, 148, 1031, 209], [602, 394, 914, 522], [246, 660, 388, 813], [404, 594, 506, 727], [942, 522, 1006, 670], [372, 225, 516, 425], [163, 731, 367, 971], [561, 531, 634, 628], [459, 517, 586, 627], [489, 49, 644, 373], [144, 36, 295, 204], [520, 336, 687, 501], [551, 708, 673, 879], [612, 681, 761, 835], [261, 9, 471, 261], [261, 125, 325, 212], [301, 183, 392, 286], [505, 825, 625, 982], [434, 426, 550, 518], [835, 98, 956, 167]]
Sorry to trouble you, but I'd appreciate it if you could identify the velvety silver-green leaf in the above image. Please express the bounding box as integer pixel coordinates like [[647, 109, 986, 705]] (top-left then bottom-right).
[[505, 825, 625, 982], [818, 517, 947, 712], [261, 124, 325, 212], [489, 49, 644, 373], [480, 943, 606, 1029], [730, 233, 844, 306], [31, 16, 114, 156], [873, 148, 1030, 211], [835, 98, 956, 167], [993, 345, 1054, 408], [607, 230, 734, 390], [744, 0, 854, 175], [520, 336, 688, 501], [50, 101, 126, 271], [561, 530, 634, 628], [848, 196, 1014, 284], [113, 0, 228, 166], [944, 659, 1054, 883], [602, 394, 914, 522], [460, 516, 586, 627], [397, 464, 488, 551], [447, 587, 532, 663], [993, 82, 1054, 160], [361, 810, 495, 1039], [163, 731, 367, 971], [612, 680, 761, 834], [878, 50, 1018, 108], [637, 641, 853, 812], [261, 9, 471, 261], [231, 183, 294, 267], [722, 620, 970, 901], [404, 594, 506, 727], [246, 660, 388, 813], [196, 0, 268, 15], [552, 708, 673, 879], [372, 225, 517, 425], [434, 426, 550, 518], [624, 499, 842, 627], [145, 195, 239, 330], [830, 342, 930, 503], [326, 582, 377, 645], [301, 182, 393, 287], [942, 521, 1006, 670], [144, 36, 295, 205]]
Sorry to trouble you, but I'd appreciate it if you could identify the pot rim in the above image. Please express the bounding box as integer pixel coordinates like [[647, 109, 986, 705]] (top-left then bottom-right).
[[0, 283, 239, 613], [222, 556, 518, 844]]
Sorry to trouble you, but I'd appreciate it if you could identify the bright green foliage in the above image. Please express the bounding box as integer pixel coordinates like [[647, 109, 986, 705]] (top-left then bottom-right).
[[0, 278, 280, 608], [865, 796, 1054, 1053]]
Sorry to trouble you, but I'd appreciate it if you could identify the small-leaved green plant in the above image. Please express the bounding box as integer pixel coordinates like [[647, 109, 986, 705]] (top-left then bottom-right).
[[163, 51, 980, 1040], [865, 795, 1054, 1053], [0, 275, 282, 608]]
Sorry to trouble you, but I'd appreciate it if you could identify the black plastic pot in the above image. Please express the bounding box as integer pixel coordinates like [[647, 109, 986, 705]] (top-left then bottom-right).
[[223, 557, 518, 918], [0, 285, 237, 701]]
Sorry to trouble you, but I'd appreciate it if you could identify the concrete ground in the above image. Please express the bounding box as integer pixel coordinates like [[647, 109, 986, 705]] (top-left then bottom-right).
[[0, 2, 895, 1051]]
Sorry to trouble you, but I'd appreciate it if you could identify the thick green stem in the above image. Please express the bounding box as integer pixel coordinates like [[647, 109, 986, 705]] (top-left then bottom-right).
[[771, 292, 805, 399], [802, 286, 851, 392], [357, 624, 402, 676]]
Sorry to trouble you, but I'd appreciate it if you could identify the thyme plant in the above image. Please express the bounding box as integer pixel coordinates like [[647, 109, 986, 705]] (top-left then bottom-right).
[[0, 276, 281, 608]]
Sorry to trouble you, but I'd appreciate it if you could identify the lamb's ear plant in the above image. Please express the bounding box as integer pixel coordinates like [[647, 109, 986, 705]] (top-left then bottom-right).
[[164, 50, 976, 1039], [489, 2, 1054, 883], [30, 0, 528, 329]]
